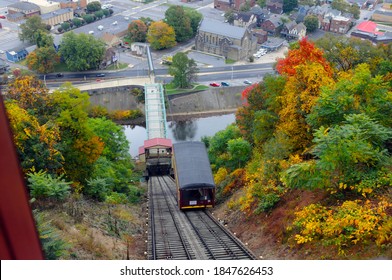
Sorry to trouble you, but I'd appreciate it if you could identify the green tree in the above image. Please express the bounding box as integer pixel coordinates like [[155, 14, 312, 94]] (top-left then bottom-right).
[[128, 20, 148, 42], [184, 9, 203, 35], [283, 0, 298, 13], [283, 114, 392, 194], [82, 14, 95, 24], [86, 1, 101, 13], [72, 18, 83, 27], [27, 170, 71, 201], [165, 5, 193, 42], [224, 9, 236, 25], [240, 0, 252, 11], [59, 32, 105, 71], [227, 138, 252, 168], [140, 17, 154, 27], [35, 30, 54, 48], [61, 22, 71, 31], [103, 8, 110, 17], [315, 34, 383, 72], [94, 10, 104, 19], [19, 15, 48, 43], [147, 21, 176, 50], [256, 0, 267, 7], [168, 52, 198, 88], [304, 15, 318, 33]]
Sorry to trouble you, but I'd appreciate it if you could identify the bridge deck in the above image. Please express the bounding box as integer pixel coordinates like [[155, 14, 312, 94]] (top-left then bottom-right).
[[145, 83, 166, 139]]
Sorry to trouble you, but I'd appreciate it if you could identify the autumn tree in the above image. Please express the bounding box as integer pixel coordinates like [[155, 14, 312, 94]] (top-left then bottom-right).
[[168, 52, 198, 88], [276, 38, 332, 76], [50, 84, 104, 183], [128, 20, 148, 42], [59, 32, 105, 71], [5, 102, 63, 174], [19, 15, 49, 43], [316, 34, 386, 73], [164, 5, 193, 42], [5, 76, 51, 119], [26, 46, 60, 74], [147, 21, 176, 50]]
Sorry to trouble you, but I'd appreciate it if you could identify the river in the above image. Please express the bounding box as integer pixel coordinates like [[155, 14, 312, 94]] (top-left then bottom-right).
[[124, 113, 236, 158]]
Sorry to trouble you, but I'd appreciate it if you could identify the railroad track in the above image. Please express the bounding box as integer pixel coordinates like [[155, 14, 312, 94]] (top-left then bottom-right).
[[148, 176, 256, 260]]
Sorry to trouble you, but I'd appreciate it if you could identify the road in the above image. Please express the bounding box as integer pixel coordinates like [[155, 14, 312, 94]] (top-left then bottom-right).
[[41, 62, 275, 88]]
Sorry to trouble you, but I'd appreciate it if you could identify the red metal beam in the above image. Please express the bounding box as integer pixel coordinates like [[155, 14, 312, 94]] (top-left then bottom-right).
[[0, 94, 44, 260]]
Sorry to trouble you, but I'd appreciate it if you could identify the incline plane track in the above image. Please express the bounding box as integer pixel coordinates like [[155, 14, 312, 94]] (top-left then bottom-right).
[[148, 176, 256, 260]]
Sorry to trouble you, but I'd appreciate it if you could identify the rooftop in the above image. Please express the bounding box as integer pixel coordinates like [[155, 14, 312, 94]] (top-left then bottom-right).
[[41, 8, 73, 20], [198, 18, 247, 40], [8, 2, 40, 11]]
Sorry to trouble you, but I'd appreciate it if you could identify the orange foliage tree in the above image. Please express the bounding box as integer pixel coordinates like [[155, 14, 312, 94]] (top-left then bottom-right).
[[276, 38, 332, 77], [147, 21, 176, 50]]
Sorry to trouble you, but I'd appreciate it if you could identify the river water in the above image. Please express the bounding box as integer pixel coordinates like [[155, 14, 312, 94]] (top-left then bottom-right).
[[124, 113, 236, 157]]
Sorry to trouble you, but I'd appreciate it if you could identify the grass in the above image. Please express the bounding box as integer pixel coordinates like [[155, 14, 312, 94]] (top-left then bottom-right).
[[106, 62, 128, 70], [53, 62, 72, 73], [225, 59, 236, 64], [164, 83, 209, 95]]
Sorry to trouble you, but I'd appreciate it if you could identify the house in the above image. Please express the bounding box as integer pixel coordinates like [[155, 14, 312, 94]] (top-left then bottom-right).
[[260, 14, 283, 36], [131, 43, 148, 56], [372, 10, 392, 23], [281, 21, 307, 40], [330, 16, 351, 34], [138, 138, 172, 163], [261, 37, 285, 51], [296, 5, 310, 23], [195, 18, 258, 61], [295, 22, 307, 40], [101, 32, 121, 47], [100, 47, 117, 69], [6, 48, 29, 62], [351, 20, 392, 43], [0, 59, 9, 74], [234, 12, 258, 28], [56, 0, 79, 10], [249, 5, 270, 26], [24, 0, 61, 14], [41, 8, 74, 26], [266, 0, 283, 14], [252, 29, 268, 44], [7, 2, 40, 22]]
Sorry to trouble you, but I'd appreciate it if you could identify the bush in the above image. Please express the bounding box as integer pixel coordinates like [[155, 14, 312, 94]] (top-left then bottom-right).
[[27, 170, 71, 201], [290, 200, 392, 255], [105, 192, 128, 204], [89, 105, 108, 118], [85, 177, 111, 201], [34, 211, 68, 259]]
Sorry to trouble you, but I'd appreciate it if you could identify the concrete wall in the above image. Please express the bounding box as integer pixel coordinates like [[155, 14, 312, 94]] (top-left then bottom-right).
[[167, 86, 246, 114], [87, 85, 246, 115], [86, 86, 143, 112]]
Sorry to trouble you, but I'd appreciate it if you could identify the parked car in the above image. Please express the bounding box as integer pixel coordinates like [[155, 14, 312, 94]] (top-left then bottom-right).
[[0, 15, 6, 19], [243, 80, 252, 85], [56, 73, 63, 77], [221, 81, 230, 87], [96, 73, 105, 77], [209, 82, 220, 87]]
